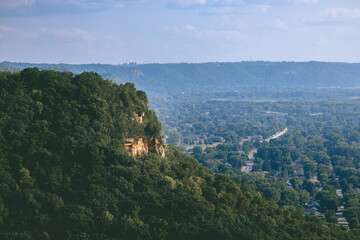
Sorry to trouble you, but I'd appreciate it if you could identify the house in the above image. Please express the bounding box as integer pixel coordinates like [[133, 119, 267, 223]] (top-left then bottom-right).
[[353, 188, 360, 194], [313, 211, 325, 221], [304, 207, 318, 215], [307, 201, 320, 209], [224, 162, 233, 168]]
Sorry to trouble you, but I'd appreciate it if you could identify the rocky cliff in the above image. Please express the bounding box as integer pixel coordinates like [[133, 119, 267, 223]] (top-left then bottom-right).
[[124, 137, 165, 158], [132, 111, 145, 123], [148, 137, 166, 157], [125, 110, 165, 158]]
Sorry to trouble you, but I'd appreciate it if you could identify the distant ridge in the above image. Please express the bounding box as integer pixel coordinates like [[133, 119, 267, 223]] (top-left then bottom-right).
[[1, 61, 360, 96]]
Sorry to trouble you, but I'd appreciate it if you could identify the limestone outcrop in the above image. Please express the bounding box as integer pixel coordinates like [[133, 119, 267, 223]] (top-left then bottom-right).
[[125, 137, 165, 158], [132, 112, 145, 123], [124, 138, 148, 157], [125, 107, 165, 158], [148, 137, 165, 158]]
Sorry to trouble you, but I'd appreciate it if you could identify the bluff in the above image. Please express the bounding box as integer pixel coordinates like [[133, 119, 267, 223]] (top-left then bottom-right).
[[0, 69, 358, 239], [2, 61, 360, 96]]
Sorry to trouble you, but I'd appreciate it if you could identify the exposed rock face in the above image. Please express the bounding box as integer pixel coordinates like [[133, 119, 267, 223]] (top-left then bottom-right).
[[125, 137, 165, 158], [124, 138, 148, 157], [132, 112, 145, 123], [126, 108, 165, 158], [148, 137, 165, 158]]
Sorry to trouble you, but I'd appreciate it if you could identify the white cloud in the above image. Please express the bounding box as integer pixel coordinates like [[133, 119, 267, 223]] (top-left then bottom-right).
[[0, 25, 18, 32], [232, 0, 318, 5], [260, 5, 269, 13], [54, 28, 92, 40], [0, 0, 140, 17], [199, 28, 246, 42], [166, 23, 246, 43], [215, 17, 248, 31], [325, 8, 360, 20], [271, 0, 318, 4], [40, 27, 95, 41], [335, 26, 360, 36], [0, 25, 19, 38], [0, 0, 35, 9], [0, 25, 95, 41], [304, 8, 360, 24], [274, 18, 290, 31], [185, 25, 196, 30], [176, 0, 207, 6], [66, 0, 104, 9], [115, 3, 125, 8], [287, 0, 318, 3], [167, 0, 243, 9], [167, 0, 318, 11]]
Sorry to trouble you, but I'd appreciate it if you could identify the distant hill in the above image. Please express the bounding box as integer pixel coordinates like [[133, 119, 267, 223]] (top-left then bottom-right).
[[1, 61, 360, 96]]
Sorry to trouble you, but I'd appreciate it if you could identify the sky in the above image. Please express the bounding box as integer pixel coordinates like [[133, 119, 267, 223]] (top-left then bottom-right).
[[0, 0, 359, 64]]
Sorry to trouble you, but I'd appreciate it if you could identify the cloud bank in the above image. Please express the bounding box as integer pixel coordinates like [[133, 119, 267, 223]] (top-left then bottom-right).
[[0, 0, 139, 17], [304, 8, 360, 24], [166, 0, 319, 10]]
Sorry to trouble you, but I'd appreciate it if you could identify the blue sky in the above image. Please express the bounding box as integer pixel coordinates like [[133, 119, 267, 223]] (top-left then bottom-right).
[[0, 0, 359, 64]]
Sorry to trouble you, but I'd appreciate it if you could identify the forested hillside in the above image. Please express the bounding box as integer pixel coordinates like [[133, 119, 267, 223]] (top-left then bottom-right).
[[2, 61, 360, 96], [0, 69, 358, 239]]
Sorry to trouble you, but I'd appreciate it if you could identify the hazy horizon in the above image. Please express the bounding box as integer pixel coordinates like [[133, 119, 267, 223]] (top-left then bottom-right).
[[2, 60, 360, 65]]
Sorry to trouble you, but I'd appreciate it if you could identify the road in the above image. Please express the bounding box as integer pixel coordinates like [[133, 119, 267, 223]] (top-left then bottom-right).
[[241, 148, 258, 173], [335, 189, 349, 229], [241, 127, 288, 173], [265, 127, 288, 142]]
